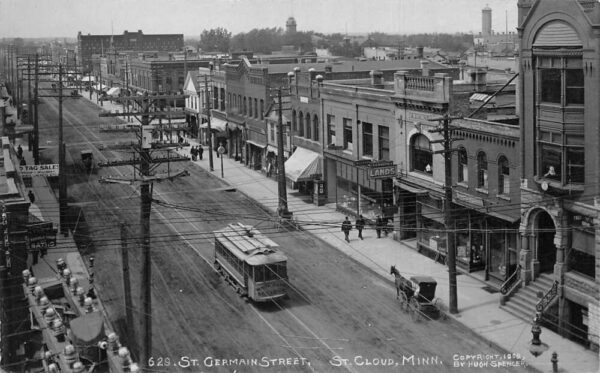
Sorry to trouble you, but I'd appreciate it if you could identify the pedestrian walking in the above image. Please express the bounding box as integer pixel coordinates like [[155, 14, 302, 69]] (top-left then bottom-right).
[[191, 146, 198, 161], [198, 145, 204, 160], [30, 246, 39, 265], [341, 216, 352, 243], [266, 161, 273, 177], [28, 190, 35, 204], [17, 144, 23, 159], [375, 215, 384, 239], [355, 215, 365, 240]]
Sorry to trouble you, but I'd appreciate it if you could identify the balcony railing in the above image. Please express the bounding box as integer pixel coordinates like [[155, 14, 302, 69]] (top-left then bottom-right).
[[405, 76, 436, 91]]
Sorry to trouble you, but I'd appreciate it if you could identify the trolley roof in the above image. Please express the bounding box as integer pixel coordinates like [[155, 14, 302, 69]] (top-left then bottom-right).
[[214, 223, 287, 265]]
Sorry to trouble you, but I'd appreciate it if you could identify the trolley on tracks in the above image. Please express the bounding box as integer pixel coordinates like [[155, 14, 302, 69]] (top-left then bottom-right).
[[390, 265, 442, 321], [214, 223, 288, 302]]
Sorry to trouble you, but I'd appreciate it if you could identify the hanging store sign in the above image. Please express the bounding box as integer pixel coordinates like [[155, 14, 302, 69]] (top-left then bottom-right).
[[368, 165, 397, 179], [19, 164, 59, 177]]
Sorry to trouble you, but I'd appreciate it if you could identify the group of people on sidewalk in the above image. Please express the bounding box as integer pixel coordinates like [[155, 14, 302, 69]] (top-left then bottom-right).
[[341, 215, 390, 243], [190, 145, 204, 161]]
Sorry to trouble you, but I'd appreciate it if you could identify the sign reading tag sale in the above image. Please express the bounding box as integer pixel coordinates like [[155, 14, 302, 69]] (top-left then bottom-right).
[[19, 164, 59, 177]]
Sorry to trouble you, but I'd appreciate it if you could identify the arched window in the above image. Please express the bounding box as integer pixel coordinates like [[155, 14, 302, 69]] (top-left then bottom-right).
[[298, 111, 304, 137], [498, 156, 509, 195], [243, 97, 247, 115], [458, 148, 468, 183], [305, 113, 311, 139], [248, 97, 253, 117], [411, 134, 432, 174], [313, 115, 319, 141], [477, 151, 488, 189], [254, 98, 258, 118], [291, 110, 297, 134]]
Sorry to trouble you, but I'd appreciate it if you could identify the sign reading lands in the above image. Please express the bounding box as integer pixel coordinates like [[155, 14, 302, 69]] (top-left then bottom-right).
[[368, 165, 397, 179], [20, 164, 59, 177]]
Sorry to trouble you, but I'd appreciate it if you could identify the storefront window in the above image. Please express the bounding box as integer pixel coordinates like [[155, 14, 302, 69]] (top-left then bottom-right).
[[477, 152, 488, 189], [498, 156, 510, 195], [411, 134, 432, 174], [343, 118, 353, 151], [418, 217, 445, 252], [378, 126, 389, 160], [363, 122, 373, 157], [458, 148, 468, 183], [327, 114, 336, 145]]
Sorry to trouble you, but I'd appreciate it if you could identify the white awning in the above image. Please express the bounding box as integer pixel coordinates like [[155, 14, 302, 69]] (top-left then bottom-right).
[[285, 147, 321, 183], [94, 83, 109, 91], [246, 140, 266, 148], [200, 117, 227, 132], [81, 76, 95, 82], [266, 145, 278, 155], [106, 87, 121, 96]]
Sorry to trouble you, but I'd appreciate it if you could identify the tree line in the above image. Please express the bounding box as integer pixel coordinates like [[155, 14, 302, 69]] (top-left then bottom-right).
[[197, 28, 474, 57]]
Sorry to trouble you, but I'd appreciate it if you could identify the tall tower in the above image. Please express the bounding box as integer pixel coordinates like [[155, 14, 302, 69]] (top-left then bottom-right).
[[482, 5, 492, 36], [286, 17, 297, 34]]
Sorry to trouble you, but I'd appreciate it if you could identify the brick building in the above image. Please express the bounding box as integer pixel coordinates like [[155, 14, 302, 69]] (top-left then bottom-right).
[[77, 30, 184, 72], [514, 0, 599, 350]]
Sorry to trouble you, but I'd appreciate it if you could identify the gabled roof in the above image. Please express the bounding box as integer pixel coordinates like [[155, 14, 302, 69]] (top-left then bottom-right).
[[183, 71, 200, 92]]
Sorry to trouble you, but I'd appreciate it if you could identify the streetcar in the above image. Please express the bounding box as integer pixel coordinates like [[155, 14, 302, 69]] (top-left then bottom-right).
[[214, 223, 288, 302]]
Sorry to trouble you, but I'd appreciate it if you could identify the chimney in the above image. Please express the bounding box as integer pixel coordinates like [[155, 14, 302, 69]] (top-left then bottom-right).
[[370, 70, 384, 88], [417, 46, 424, 59], [420, 60, 430, 77]]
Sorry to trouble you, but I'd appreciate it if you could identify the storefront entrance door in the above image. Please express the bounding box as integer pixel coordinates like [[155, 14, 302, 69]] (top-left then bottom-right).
[[536, 211, 557, 274]]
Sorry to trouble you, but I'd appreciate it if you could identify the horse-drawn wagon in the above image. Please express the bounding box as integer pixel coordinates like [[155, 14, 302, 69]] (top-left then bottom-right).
[[390, 265, 442, 321]]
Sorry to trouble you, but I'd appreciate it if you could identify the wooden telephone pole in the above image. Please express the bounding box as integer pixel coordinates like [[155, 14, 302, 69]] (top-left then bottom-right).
[[275, 87, 291, 219], [429, 114, 462, 314], [98, 92, 190, 367]]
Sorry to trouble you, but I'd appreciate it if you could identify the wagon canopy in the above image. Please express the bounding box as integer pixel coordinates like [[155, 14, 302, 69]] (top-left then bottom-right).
[[411, 276, 437, 302]]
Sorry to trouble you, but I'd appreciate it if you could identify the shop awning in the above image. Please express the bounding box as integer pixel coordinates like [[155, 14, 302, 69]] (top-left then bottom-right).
[[266, 145, 279, 155], [94, 83, 109, 91], [285, 147, 322, 183], [200, 117, 227, 132], [246, 140, 266, 148], [393, 179, 428, 195], [106, 87, 121, 97]]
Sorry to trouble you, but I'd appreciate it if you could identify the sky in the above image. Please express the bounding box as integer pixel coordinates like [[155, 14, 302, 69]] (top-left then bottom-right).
[[0, 0, 519, 39]]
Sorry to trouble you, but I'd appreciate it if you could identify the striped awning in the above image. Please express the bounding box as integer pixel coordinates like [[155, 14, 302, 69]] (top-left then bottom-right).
[[200, 117, 227, 132], [285, 147, 321, 183]]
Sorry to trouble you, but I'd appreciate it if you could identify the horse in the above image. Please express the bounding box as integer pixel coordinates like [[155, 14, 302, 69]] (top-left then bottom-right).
[[390, 265, 414, 300]]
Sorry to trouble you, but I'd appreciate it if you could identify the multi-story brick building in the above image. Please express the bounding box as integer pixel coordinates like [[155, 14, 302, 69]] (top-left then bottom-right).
[[128, 57, 211, 95], [514, 0, 599, 350], [77, 30, 184, 73]]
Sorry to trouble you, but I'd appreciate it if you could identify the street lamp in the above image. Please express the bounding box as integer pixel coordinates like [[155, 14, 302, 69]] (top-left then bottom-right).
[[217, 143, 225, 178], [528, 312, 549, 357]]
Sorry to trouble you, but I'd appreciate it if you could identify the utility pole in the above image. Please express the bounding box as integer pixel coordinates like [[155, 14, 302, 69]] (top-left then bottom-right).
[[98, 92, 190, 368], [58, 65, 68, 236], [33, 55, 39, 164], [120, 223, 134, 351], [204, 75, 214, 171], [276, 87, 291, 219], [429, 114, 462, 314]]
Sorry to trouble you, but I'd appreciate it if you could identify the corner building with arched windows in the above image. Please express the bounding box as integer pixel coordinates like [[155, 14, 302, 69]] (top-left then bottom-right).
[[517, 0, 599, 350]]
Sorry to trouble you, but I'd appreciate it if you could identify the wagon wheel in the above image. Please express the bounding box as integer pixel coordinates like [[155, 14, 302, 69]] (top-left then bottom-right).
[[410, 298, 422, 322], [398, 292, 409, 312]]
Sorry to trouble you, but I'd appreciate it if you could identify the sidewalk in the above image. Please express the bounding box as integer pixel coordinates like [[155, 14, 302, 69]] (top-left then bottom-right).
[[182, 143, 599, 373], [88, 94, 599, 373]]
